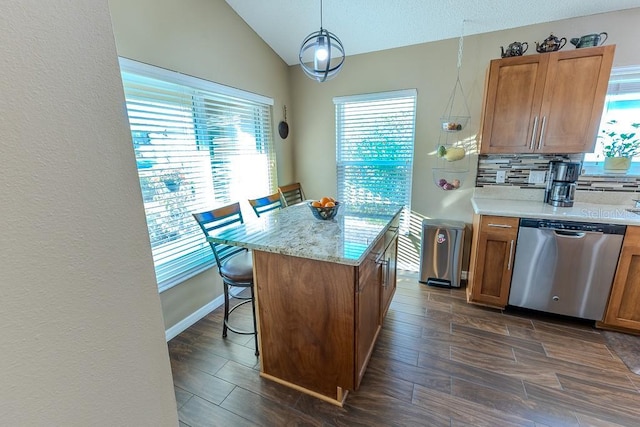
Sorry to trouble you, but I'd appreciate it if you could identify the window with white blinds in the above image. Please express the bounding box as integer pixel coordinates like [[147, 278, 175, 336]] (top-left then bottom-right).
[[585, 65, 640, 163], [119, 58, 277, 292], [334, 89, 416, 226]]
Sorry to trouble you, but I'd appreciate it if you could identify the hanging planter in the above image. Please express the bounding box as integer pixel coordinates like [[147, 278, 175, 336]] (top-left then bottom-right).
[[161, 170, 183, 192], [164, 180, 180, 192]]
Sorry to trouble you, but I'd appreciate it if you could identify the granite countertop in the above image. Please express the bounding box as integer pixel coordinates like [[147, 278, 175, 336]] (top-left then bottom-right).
[[471, 187, 640, 225], [206, 202, 403, 266]]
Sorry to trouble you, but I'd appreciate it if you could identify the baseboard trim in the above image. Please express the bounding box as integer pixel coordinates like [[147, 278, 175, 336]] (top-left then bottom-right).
[[165, 294, 225, 342]]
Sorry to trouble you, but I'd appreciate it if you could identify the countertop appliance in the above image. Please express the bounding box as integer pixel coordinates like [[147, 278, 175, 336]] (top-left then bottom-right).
[[544, 160, 581, 207], [509, 218, 626, 320]]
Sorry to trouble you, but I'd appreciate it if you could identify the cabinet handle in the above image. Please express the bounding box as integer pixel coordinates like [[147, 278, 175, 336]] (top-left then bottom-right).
[[529, 116, 539, 150], [379, 259, 389, 287], [507, 239, 515, 271], [488, 223, 512, 228], [537, 116, 546, 150], [386, 257, 391, 287]]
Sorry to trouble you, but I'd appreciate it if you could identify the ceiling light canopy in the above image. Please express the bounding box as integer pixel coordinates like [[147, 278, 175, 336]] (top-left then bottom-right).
[[299, 0, 345, 83]]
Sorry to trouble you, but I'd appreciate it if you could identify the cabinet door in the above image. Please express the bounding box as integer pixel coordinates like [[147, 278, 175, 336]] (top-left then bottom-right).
[[538, 45, 615, 153], [603, 226, 640, 331], [467, 215, 519, 308], [480, 55, 548, 154], [355, 239, 382, 388], [380, 233, 398, 320]]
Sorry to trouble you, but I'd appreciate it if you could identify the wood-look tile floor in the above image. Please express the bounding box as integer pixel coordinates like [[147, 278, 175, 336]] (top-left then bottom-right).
[[168, 271, 640, 426]]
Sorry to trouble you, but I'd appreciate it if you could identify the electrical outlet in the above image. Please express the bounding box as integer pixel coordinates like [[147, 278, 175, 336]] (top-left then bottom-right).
[[529, 170, 546, 184], [496, 170, 506, 184]]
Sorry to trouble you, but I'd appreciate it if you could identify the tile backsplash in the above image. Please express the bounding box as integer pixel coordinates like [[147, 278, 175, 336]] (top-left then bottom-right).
[[476, 154, 640, 193]]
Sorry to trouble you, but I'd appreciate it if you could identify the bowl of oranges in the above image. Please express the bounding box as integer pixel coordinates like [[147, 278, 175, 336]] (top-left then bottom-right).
[[308, 196, 340, 220]]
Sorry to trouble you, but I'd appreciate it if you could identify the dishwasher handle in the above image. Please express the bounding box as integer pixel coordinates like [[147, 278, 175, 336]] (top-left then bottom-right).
[[552, 229, 587, 238]]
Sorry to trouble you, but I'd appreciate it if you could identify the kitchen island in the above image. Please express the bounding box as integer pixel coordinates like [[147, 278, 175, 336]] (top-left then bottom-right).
[[206, 202, 402, 405]]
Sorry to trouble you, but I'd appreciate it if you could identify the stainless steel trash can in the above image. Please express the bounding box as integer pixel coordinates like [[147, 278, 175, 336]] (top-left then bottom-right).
[[419, 219, 465, 287]]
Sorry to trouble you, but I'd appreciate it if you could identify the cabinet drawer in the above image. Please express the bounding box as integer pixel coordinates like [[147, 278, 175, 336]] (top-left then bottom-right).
[[480, 215, 519, 231]]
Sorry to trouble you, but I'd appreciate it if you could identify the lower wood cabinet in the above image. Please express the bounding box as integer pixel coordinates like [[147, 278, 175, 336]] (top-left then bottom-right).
[[380, 220, 399, 320], [355, 238, 382, 388], [602, 225, 640, 332], [467, 215, 519, 308]]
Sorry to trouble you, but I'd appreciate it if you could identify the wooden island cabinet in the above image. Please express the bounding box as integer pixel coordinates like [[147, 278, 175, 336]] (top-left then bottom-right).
[[479, 45, 614, 154], [207, 203, 401, 405]]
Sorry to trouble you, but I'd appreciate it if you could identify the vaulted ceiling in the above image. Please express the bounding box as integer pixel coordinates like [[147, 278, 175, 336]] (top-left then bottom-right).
[[225, 0, 640, 65]]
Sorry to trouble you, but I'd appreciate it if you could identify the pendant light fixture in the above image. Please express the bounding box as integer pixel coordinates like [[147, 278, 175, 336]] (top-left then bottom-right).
[[299, 0, 345, 82]]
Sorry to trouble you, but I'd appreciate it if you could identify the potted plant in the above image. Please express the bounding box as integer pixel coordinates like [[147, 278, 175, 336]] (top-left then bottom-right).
[[161, 169, 183, 192], [599, 120, 640, 171]]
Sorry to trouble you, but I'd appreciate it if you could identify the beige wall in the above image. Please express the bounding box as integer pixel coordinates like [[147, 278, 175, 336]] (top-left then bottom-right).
[[290, 8, 640, 222], [108, 0, 293, 331], [1, 1, 177, 424], [110, 2, 640, 333]]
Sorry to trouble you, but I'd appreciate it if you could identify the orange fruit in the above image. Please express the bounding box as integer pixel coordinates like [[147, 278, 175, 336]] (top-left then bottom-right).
[[311, 200, 322, 207], [320, 196, 332, 206], [324, 201, 335, 207]]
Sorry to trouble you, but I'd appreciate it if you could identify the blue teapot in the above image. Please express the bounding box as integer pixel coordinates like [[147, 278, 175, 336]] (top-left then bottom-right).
[[570, 32, 608, 48]]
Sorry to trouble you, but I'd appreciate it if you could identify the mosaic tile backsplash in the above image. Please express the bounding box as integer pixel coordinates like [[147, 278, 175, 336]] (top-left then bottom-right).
[[476, 154, 640, 193]]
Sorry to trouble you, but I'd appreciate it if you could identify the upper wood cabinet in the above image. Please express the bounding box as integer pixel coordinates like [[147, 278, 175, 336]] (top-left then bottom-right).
[[479, 45, 615, 154], [467, 215, 519, 309], [602, 225, 640, 332]]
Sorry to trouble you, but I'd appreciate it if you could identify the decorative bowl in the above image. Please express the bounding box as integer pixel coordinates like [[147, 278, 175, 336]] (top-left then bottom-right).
[[432, 168, 465, 191], [440, 116, 469, 132], [308, 201, 340, 220]]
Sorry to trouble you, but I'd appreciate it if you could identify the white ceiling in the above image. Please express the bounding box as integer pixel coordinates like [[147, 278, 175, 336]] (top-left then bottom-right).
[[225, 0, 640, 66]]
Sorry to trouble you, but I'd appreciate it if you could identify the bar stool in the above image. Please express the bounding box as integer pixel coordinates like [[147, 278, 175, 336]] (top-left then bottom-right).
[[278, 182, 305, 206], [192, 203, 259, 356], [248, 192, 283, 217]]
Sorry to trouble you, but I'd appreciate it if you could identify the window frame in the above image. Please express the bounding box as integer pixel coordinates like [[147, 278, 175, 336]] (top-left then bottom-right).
[[582, 65, 640, 176], [333, 89, 417, 230], [119, 58, 277, 292]]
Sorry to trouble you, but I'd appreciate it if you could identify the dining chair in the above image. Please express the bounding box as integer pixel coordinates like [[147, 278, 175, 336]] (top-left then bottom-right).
[[278, 182, 305, 207], [192, 203, 259, 356], [248, 192, 283, 217]]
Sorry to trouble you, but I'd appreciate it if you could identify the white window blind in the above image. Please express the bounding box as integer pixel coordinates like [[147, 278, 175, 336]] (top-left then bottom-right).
[[334, 89, 416, 226], [119, 58, 277, 292]]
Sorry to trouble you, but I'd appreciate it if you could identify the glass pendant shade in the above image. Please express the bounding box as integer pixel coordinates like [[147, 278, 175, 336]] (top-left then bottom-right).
[[299, 1, 344, 83]]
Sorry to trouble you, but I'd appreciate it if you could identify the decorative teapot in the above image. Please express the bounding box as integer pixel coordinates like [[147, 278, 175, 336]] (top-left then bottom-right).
[[570, 32, 608, 48], [500, 41, 528, 58], [535, 33, 567, 53]]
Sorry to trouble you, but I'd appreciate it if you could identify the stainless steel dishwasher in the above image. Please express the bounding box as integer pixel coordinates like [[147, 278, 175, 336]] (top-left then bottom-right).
[[509, 218, 626, 320]]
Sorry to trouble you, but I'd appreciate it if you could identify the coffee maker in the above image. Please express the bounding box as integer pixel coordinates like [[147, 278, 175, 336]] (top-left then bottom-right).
[[544, 160, 581, 207]]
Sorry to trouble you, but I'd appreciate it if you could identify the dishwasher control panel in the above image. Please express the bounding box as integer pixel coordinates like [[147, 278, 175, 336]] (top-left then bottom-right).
[[519, 218, 626, 235]]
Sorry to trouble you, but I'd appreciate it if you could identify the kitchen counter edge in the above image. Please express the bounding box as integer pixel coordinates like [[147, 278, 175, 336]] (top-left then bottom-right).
[[471, 198, 640, 225]]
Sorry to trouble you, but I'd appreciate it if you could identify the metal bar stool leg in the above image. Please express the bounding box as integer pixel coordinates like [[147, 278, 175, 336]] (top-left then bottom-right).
[[222, 282, 230, 338]]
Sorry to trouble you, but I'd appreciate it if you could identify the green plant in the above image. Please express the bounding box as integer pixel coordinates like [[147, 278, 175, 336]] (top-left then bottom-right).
[[599, 120, 640, 157]]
